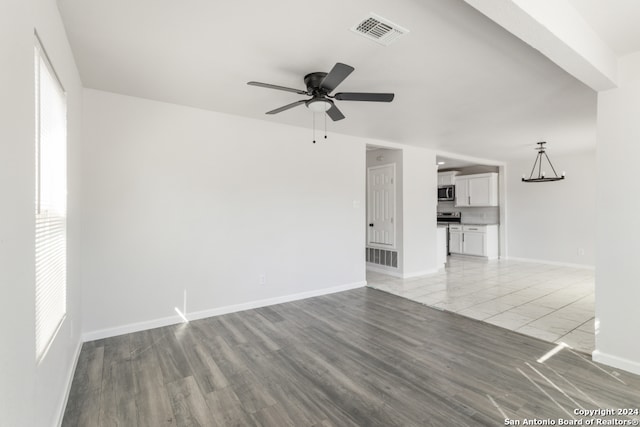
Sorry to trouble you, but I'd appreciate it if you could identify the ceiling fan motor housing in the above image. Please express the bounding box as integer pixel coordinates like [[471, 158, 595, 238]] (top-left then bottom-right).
[[304, 72, 329, 95]]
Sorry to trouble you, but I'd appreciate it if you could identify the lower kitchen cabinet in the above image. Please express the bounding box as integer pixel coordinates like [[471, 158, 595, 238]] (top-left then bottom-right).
[[463, 229, 485, 256], [449, 224, 498, 259], [437, 226, 448, 267], [449, 229, 463, 254]]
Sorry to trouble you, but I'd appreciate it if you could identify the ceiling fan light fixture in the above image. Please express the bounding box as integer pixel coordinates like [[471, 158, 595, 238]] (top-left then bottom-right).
[[306, 98, 333, 113]]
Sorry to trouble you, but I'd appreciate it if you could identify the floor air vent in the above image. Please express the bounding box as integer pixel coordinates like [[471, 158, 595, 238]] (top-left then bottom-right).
[[366, 247, 398, 268], [351, 13, 409, 46]]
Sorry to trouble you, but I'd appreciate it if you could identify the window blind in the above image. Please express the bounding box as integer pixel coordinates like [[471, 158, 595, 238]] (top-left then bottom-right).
[[35, 38, 67, 361]]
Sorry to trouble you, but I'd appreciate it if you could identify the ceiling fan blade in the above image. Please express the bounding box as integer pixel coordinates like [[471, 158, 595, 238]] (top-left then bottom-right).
[[266, 100, 307, 115], [247, 81, 308, 95], [326, 103, 345, 121], [320, 63, 354, 93], [334, 92, 394, 102]]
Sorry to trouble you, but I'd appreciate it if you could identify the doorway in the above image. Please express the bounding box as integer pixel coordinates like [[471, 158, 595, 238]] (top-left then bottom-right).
[[367, 163, 396, 248]]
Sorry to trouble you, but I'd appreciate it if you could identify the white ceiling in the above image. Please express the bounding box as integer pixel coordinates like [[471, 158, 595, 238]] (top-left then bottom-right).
[[57, 0, 616, 161], [567, 0, 640, 56]]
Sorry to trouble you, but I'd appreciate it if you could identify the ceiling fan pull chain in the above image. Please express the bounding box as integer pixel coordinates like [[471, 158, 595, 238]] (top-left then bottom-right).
[[312, 112, 316, 143], [324, 112, 327, 140]]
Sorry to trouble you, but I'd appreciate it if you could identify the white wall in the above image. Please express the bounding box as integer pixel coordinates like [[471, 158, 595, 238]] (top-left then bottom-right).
[[402, 147, 439, 277], [0, 4, 35, 425], [81, 89, 368, 337], [0, 1, 84, 426], [594, 51, 640, 375], [506, 150, 596, 267]]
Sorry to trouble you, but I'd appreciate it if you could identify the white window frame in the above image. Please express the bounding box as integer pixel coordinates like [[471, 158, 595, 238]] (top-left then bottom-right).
[[34, 34, 67, 362]]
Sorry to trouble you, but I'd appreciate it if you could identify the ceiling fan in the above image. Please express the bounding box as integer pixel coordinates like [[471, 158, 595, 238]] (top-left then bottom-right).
[[247, 62, 394, 121]]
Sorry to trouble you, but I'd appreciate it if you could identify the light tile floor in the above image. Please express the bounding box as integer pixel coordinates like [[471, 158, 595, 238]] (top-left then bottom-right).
[[367, 257, 596, 353]]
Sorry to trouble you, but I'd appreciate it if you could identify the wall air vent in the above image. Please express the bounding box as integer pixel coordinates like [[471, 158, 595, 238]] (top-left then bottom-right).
[[351, 13, 409, 46], [366, 247, 398, 268]]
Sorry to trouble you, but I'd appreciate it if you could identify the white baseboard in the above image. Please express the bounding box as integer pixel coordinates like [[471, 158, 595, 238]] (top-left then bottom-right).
[[186, 281, 366, 323], [592, 350, 640, 376], [82, 281, 366, 342], [82, 313, 183, 342], [56, 339, 83, 427], [505, 256, 595, 270]]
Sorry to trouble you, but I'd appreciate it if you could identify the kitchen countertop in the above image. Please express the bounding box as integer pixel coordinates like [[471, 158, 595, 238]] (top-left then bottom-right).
[[437, 222, 500, 226]]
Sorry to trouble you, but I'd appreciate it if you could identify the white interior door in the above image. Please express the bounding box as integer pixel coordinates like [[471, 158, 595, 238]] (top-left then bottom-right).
[[367, 164, 396, 247]]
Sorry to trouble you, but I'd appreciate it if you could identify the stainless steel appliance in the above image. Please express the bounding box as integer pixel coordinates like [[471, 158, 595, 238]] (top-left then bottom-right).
[[437, 212, 461, 255], [438, 185, 455, 202]]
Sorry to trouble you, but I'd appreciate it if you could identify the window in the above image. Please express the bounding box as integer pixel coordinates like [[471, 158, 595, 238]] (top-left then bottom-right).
[[34, 36, 67, 361]]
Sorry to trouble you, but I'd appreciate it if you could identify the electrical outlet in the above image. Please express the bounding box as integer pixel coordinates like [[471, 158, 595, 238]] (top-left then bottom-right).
[[259, 274, 267, 285], [577, 248, 585, 256]]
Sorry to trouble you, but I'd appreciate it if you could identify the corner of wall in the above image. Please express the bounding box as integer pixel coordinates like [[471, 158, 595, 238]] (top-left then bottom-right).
[[592, 350, 640, 376]]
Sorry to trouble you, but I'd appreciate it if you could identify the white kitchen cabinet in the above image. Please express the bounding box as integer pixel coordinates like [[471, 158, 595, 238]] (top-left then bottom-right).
[[455, 178, 470, 206], [437, 171, 459, 186], [437, 226, 448, 268], [448, 224, 499, 259], [448, 225, 463, 254], [455, 173, 499, 207], [462, 227, 485, 256]]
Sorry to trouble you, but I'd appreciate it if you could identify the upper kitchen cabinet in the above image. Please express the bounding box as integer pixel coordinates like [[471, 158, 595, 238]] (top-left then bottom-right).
[[437, 171, 458, 186], [455, 173, 499, 207]]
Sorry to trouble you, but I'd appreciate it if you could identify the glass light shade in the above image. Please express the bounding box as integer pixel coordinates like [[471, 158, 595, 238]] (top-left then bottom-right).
[[307, 99, 332, 112]]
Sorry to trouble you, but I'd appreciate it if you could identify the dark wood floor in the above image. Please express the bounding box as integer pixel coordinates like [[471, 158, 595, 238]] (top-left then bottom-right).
[[63, 288, 640, 426]]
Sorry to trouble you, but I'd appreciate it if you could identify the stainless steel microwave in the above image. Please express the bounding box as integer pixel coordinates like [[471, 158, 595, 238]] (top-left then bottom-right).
[[438, 185, 455, 201]]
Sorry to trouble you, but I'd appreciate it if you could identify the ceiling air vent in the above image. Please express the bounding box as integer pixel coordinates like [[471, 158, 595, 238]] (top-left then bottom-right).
[[351, 13, 409, 46]]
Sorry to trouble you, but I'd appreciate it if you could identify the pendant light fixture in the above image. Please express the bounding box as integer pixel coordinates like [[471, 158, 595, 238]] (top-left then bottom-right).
[[522, 142, 565, 182]]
